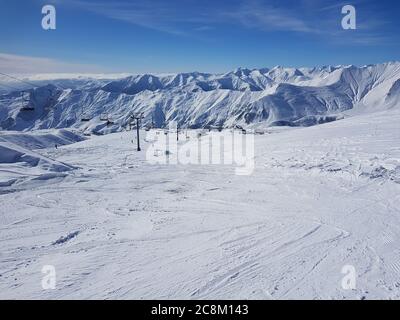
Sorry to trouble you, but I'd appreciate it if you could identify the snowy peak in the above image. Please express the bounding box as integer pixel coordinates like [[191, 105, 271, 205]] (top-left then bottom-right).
[[102, 74, 164, 94], [231, 67, 252, 77]]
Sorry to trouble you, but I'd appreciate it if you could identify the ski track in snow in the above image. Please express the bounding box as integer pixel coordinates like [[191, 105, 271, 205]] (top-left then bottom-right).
[[1, 110, 400, 299]]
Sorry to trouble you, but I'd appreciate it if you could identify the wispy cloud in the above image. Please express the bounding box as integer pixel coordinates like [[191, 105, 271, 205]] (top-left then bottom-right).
[[61, 0, 201, 35], [57, 0, 394, 45], [0, 53, 105, 74], [58, 0, 319, 34], [221, 1, 318, 33]]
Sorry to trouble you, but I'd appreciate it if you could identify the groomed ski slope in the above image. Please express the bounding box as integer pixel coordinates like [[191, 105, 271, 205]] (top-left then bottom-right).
[[1, 109, 400, 299]]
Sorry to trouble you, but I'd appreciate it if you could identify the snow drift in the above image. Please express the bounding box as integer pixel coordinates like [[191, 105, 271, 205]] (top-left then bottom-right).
[[0, 129, 85, 150], [0, 141, 71, 171], [0, 130, 82, 189]]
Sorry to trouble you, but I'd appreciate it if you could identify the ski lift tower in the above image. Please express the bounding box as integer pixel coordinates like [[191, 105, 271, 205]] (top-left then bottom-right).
[[130, 112, 144, 151]]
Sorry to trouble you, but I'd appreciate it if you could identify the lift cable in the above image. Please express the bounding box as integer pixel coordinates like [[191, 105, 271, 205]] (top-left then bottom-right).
[[0, 71, 68, 90], [0, 71, 39, 88]]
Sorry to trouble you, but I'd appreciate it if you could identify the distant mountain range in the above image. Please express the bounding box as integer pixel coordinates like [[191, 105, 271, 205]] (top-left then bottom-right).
[[1, 62, 400, 132]]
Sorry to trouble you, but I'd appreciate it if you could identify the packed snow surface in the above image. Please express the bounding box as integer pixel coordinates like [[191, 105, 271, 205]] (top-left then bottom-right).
[[1, 108, 400, 299]]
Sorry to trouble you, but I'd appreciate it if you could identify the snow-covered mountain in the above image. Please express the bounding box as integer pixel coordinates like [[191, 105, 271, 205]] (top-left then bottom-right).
[[1, 62, 400, 132]]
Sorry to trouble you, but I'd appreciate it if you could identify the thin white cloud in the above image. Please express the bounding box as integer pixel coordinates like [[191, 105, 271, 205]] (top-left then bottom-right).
[[55, 0, 394, 46], [60, 0, 317, 35], [221, 1, 317, 33], [62, 0, 192, 35], [0, 53, 106, 74]]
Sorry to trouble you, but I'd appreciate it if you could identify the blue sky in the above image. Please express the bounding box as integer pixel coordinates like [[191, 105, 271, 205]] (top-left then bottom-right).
[[0, 0, 399, 73]]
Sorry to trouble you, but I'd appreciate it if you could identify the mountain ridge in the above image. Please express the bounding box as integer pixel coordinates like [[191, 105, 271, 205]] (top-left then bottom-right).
[[1, 62, 399, 132]]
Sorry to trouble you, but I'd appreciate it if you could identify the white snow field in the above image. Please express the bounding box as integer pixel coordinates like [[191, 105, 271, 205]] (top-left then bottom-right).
[[1, 109, 399, 299]]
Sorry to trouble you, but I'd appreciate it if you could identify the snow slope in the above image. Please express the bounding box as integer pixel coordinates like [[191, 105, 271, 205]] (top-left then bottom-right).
[[0, 129, 84, 150], [0, 108, 399, 299], [1, 62, 399, 132], [0, 130, 83, 190]]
